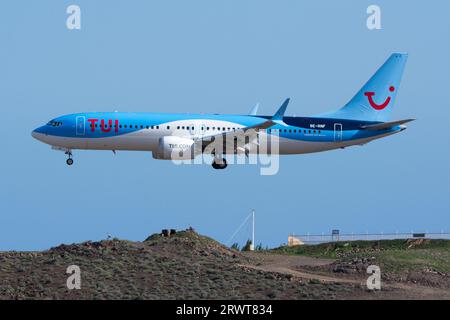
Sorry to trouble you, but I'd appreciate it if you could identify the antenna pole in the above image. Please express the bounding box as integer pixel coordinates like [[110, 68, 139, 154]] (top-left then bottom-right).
[[250, 209, 255, 251]]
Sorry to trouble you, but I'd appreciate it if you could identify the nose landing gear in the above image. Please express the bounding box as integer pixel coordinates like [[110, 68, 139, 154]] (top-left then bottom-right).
[[65, 151, 74, 166]]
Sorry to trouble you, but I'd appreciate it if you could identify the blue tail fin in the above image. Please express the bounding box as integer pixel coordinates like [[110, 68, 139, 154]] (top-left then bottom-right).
[[323, 53, 408, 122]]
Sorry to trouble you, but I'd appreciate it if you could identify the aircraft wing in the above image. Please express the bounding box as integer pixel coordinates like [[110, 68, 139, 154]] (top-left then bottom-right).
[[360, 118, 415, 131], [195, 98, 290, 143], [195, 98, 290, 154]]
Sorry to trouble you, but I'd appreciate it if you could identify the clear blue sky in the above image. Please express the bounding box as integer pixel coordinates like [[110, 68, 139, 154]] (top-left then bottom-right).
[[1, 1, 449, 250]]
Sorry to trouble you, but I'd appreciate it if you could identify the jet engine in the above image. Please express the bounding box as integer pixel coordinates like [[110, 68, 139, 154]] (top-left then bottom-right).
[[152, 136, 196, 160]]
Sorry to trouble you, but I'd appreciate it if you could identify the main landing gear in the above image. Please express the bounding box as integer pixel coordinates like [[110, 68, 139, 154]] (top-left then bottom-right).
[[212, 158, 227, 170], [65, 151, 74, 166]]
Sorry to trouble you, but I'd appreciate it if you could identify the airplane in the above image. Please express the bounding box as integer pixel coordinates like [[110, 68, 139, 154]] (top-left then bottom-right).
[[32, 53, 413, 170]]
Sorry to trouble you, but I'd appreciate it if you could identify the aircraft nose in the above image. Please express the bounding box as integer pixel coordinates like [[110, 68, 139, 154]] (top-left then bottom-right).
[[31, 126, 46, 140]]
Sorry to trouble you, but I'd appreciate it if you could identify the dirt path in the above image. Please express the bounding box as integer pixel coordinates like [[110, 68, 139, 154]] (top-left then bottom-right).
[[241, 252, 362, 284], [241, 252, 450, 299]]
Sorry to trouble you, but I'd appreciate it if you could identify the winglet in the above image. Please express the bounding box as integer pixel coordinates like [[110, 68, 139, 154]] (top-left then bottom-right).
[[248, 103, 259, 116], [272, 98, 290, 121]]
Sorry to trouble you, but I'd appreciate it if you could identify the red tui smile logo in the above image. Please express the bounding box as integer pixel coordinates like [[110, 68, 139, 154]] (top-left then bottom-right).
[[364, 86, 395, 110]]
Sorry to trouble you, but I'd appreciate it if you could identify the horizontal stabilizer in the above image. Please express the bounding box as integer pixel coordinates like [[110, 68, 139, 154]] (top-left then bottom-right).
[[360, 118, 415, 131]]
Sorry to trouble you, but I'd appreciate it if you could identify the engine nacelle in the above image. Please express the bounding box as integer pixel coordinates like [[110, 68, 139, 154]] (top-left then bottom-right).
[[152, 136, 196, 160]]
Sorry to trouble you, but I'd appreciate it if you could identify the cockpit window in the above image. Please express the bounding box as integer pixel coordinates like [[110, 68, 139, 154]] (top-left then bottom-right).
[[47, 120, 63, 127]]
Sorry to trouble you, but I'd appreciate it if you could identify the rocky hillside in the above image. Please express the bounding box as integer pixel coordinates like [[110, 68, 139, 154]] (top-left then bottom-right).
[[0, 230, 360, 299], [1, 231, 448, 299]]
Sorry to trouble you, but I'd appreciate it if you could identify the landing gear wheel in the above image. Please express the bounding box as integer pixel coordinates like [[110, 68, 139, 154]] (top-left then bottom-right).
[[65, 150, 74, 166], [212, 158, 227, 170]]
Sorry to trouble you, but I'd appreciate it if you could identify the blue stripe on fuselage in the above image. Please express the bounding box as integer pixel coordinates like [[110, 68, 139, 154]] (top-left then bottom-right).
[[35, 112, 394, 142]]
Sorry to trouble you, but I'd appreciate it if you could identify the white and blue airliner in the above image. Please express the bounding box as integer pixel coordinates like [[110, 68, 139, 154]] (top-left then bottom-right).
[[32, 53, 414, 169]]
